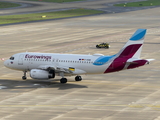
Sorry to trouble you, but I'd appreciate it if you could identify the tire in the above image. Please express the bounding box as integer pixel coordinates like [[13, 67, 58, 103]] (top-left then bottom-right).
[[60, 78, 67, 83], [75, 76, 82, 81], [22, 76, 27, 80]]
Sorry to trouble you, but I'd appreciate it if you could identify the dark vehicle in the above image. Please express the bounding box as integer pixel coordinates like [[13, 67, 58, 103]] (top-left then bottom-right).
[[96, 43, 110, 49]]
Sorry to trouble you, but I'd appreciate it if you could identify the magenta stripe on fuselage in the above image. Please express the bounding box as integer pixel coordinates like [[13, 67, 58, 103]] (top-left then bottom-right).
[[104, 44, 142, 73]]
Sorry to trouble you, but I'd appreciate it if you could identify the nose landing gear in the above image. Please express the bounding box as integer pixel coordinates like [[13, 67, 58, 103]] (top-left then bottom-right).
[[22, 71, 27, 80]]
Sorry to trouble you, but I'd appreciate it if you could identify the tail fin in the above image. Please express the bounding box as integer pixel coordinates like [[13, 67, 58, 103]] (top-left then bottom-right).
[[116, 29, 147, 59], [104, 29, 153, 73]]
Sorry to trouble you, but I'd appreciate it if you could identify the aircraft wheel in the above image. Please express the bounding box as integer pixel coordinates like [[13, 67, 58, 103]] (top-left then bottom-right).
[[22, 76, 27, 80], [75, 76, 82, 81], [60, 78, 67, 83]]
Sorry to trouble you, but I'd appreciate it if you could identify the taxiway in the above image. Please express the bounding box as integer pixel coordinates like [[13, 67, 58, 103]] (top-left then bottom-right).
[[0, 0, 160, 120]]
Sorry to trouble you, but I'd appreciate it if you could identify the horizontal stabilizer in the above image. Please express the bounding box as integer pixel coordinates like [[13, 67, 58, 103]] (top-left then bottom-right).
[[146, 59, 155, 62]]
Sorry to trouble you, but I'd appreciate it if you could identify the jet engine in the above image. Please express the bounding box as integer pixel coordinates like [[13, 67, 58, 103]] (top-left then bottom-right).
[[30, 69, 55, 79]]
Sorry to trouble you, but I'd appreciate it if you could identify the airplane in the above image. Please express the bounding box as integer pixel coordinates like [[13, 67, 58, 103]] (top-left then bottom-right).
[[4, 29, 154, 83]]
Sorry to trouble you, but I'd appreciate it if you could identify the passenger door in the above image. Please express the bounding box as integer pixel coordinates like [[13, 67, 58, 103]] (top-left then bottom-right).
[[18, 54, 24, 65]]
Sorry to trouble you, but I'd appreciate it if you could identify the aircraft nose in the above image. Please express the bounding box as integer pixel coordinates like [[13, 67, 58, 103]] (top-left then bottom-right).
[[4, 60, 9, 68]]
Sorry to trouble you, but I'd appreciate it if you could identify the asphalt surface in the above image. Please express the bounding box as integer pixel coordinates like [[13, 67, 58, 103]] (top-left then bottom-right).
[[0, 0, 160, 120]]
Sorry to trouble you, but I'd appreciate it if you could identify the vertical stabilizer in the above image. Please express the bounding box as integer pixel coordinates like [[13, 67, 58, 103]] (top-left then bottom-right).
[[116, 29, 147, 59], [104, 29, 149, 73]]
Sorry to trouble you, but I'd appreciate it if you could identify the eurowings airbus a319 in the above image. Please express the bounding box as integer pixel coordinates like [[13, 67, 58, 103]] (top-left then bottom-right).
[[4, 29, 154, 83]]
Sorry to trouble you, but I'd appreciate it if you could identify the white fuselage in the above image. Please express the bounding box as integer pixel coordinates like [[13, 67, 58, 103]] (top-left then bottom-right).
[[4, 52, 113, 75]]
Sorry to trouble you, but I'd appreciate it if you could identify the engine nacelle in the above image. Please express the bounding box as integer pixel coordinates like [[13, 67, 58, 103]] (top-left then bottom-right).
[[30, 69, 55, 79]]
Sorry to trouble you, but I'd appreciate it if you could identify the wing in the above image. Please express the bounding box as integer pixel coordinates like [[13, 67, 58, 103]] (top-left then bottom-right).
[[37, 65, 86, 75]]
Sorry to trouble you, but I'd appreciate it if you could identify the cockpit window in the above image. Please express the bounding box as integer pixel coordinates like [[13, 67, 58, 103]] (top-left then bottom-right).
[[10, 57, 14, 60]]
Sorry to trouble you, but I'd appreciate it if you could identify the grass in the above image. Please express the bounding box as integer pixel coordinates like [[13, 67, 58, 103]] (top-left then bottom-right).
[[0, 9, 104, 25], [26, 0, 85, 3], [114, 0, 160, 7], [0, 1, 20, 8]]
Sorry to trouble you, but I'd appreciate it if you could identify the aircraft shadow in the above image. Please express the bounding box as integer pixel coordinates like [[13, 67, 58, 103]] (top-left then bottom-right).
[[0, 79, 87, 90]]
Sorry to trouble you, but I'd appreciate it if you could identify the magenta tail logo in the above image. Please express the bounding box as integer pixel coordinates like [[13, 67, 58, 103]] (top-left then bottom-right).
[[118, 44, 142, 58]]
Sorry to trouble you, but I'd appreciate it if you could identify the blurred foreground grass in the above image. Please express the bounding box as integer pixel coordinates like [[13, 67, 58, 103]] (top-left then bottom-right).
[[0, 1, 20, 8], [26, 0, 85, 3], [115, 0, 160, 7], [0, 9, 104, 25]]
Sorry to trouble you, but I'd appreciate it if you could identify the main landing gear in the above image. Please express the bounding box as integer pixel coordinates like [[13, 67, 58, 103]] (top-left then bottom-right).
[[60, 72, 82, 84], [75, 76, 82, 81], [60, 78, 67, 84], [22, 71, 27, 80], [60, 76, 82, 84]]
